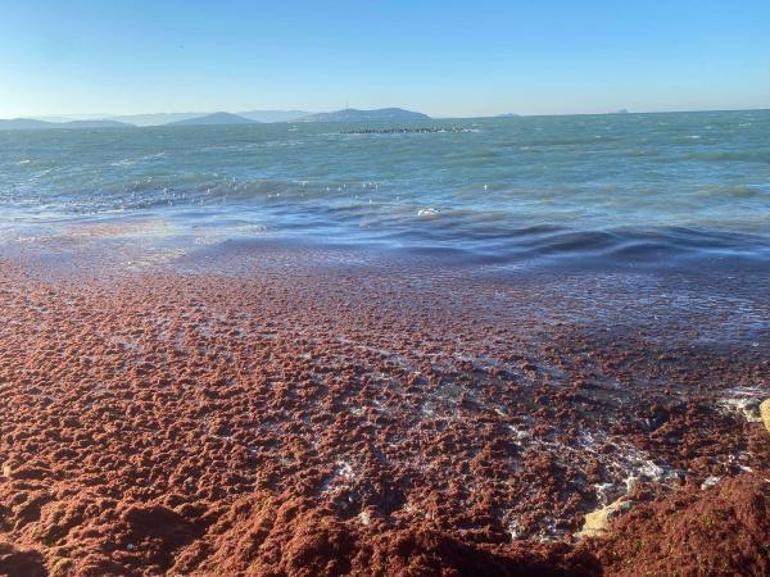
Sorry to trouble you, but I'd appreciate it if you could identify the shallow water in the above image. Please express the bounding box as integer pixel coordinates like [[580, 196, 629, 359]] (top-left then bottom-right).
[[1, 109, 769, 269]]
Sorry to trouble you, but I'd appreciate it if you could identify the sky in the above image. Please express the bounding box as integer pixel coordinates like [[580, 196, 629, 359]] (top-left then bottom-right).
[[0, 0, 769, 118]]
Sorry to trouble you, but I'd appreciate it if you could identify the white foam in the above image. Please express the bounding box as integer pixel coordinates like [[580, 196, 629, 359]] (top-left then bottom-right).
[[701, 476, 721, 489], [717, 389, 764, 423], [417, 207, 440, 218]]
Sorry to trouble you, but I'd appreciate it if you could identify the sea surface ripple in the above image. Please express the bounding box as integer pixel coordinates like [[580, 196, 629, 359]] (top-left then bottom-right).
[[1, 109, 768, 270]]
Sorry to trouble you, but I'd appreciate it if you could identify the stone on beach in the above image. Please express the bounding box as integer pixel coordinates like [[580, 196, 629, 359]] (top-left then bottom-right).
[[576, 498, 631, 539], [760, 399, 770, 433]]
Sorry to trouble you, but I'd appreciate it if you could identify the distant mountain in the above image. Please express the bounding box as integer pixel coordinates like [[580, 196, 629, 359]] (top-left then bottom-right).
[[111, 112, 204, 126], [0, 118, 53, 130], [238, 110, 310, 123], [109, 110, 310, 126], [0, 118, 131, 131], [62, 119, 130, 128], [296, 108, 430, 123], [167, 112, 257, 126], [0, 108, 431, 130]]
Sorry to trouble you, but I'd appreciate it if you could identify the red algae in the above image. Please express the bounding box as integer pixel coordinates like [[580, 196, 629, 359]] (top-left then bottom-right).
[[0, 247, 768, 576], [591, 473, 769, 577]]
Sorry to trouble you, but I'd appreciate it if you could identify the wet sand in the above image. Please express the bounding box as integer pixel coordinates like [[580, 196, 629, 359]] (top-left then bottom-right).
[[0, 239, 768, 577]]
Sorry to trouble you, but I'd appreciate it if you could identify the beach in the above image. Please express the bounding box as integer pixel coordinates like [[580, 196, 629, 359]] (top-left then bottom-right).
[[0, 231, 767, 576], [0, 111, 769, 575]]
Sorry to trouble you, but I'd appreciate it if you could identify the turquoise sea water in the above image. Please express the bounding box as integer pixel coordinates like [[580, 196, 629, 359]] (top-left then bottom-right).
[[1, 110, 768, 268]]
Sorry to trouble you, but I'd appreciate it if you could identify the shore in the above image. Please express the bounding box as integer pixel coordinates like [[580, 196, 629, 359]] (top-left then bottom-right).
[[0, 238, 768, 577]]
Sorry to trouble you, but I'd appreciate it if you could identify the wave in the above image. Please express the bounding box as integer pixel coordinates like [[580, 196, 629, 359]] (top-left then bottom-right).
[[693, 184, 763, 199], [2, 172, 768, 268], [379, 223, 770, 269], [686, 150, 770, 163]]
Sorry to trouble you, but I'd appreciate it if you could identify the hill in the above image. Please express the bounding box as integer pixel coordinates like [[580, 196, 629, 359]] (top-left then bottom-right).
[[0, 118, 52, 130], [167, 112, 257, 126], [112, 112, 204, 126], [0, 118, 132, 131], [111, 110, 309, 126], [295, 108, 430, 123]]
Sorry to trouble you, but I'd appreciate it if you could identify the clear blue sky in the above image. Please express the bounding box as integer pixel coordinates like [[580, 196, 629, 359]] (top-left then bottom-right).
[[1, 0, 768, 118]]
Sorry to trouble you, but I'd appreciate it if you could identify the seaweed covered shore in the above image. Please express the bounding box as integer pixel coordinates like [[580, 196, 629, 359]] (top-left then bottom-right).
[[0, 240, 768, 577]]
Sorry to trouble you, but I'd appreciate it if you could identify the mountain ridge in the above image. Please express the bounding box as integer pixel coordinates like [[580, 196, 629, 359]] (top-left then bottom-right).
[[167, 112, 257, 126], [0, 107, 433, 130], [295, 108, 430, 123], [0, 118, 131, 131]]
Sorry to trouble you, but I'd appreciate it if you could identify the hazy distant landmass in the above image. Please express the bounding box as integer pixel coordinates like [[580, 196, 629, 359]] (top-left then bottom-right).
[[238, 110, 309, 123], [295, 108, 430, 123], [62, 119, 131, 129], [0, 107, 433, 130], [0, 118, 131, 131], [109, 110, 309, 126], [0, 118, 52, 130], [111, 112, 204, 126], [167, 112, 258, 126]]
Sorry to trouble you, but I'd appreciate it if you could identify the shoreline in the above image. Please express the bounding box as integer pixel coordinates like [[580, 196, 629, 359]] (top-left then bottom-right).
[[0, 242, 768, 576]]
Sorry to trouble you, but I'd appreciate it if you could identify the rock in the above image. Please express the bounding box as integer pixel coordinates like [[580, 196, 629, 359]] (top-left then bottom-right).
[[576, 498, 630, 539], [760, 399, 770, 433], [1, 464, 10, 478]]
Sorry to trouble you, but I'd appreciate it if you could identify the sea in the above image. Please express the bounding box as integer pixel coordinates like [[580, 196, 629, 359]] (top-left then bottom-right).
[[1, 109, 769, 271]]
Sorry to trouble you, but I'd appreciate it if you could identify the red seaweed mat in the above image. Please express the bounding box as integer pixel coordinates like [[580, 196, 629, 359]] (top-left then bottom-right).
[[0, 256, 767, 576]]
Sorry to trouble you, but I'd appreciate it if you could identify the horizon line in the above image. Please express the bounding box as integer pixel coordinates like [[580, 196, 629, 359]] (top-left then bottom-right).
[[2, 105, 769, 124]]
